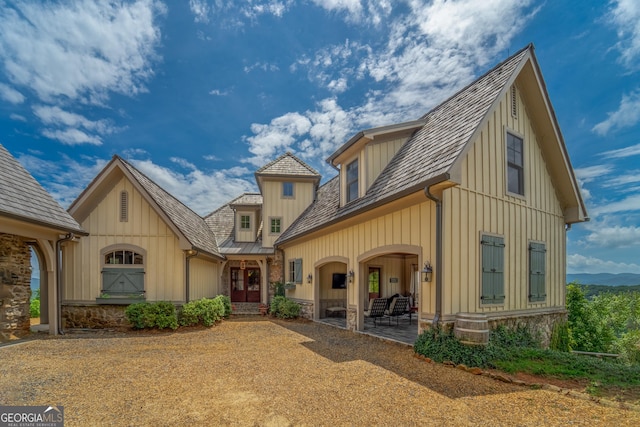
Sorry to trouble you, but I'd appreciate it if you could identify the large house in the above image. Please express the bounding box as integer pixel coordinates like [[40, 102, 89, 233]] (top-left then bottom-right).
[[59, 44, 587, 343]]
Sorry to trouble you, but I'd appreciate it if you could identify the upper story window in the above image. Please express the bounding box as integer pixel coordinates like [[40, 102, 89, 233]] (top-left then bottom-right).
[[346, 159, 359, 203], [282, 182, 294, 198], [120, 191, 128, 222], [240, 215, 251, 230], [507, 133, 524, 196], [270, 217, 282, 234]]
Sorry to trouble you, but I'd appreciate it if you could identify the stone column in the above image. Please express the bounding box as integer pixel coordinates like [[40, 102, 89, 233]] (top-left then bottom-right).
[[0, 233, 32, 341]]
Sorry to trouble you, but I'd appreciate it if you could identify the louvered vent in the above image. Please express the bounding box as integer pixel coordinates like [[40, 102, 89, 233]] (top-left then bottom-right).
[[120, 191, 128, 222], [511, 85, 518, 118]]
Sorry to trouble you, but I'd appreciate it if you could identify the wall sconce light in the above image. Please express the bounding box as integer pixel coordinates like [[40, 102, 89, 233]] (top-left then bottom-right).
[[240, 261, 246, 270], [348, 269, 355, 283], [421, 262, 433, 282], [307, 273, 313, 284]]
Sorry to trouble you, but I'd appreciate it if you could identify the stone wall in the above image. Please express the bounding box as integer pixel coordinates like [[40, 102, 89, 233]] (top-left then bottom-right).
[[62, 304, 130, 329], [0, 233, 32, 341]]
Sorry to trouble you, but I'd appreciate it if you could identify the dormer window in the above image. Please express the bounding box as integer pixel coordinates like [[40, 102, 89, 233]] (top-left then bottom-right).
[[282, 182, 294, 198], [240, 215, 251, 230], [346, 159, 359, 203]]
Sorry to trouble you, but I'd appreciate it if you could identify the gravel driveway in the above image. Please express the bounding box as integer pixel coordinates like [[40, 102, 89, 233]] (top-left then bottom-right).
[[1, 317, 638, 426]]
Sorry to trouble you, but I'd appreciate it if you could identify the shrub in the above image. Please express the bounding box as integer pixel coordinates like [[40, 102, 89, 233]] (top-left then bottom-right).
[[550, 321, 571, 352], [178, 297, 225, 327], [30, 288, 40, 318], [216, 295, 232, 318], [414, 326, 494, 368], [125, 301, 178, 330], [269, 296, 301, 319]]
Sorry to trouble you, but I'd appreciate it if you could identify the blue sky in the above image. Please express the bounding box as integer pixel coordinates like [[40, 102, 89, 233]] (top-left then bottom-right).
[[1, 0, 639, 275]]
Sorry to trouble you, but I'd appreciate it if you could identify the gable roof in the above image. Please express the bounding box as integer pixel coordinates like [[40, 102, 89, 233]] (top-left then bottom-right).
[[255, 152, 321, 193], [68, 156, 222, 259], [0, 144, 86, 235], [278, 44, 587, 245], [204, 193, 273, 255]]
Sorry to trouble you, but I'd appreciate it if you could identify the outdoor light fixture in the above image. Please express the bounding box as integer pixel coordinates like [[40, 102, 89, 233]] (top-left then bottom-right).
[[348, 269, 355, 283], [240, 260, 246, 270], [307, 273, 313, 284], [421, 262, 433, 282]]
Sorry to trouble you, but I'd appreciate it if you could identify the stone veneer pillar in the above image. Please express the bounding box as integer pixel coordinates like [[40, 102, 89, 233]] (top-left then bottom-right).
[[0, 233, 32, 341]]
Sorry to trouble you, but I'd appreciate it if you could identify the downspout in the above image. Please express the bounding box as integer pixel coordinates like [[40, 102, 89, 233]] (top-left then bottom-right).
[[56, 233, 75, 335], [185, 250, 199, 303], [424, 175, 449, 327]]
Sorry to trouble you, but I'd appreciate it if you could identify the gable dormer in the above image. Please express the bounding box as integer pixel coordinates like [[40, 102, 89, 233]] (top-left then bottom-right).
[[327, 119, 426, 207], [255, 153, 321, 248], [229, 193, 262, 243]]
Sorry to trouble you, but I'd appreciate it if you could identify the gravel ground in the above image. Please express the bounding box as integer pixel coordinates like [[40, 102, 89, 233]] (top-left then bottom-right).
[[1, 317, 639, 426]]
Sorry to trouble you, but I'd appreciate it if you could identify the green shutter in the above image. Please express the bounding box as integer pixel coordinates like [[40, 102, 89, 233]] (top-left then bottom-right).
[[102, 268, 145, 295], [481, 235, 505, 304], [529, 243, 546, 302], [294, 258, 303, 284]]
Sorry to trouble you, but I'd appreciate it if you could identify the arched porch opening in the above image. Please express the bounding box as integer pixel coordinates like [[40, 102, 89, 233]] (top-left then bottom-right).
[[314, 256, 348, 322]]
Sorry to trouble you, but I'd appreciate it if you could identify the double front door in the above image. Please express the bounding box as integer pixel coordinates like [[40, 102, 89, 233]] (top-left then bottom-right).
[[231, 268, 261, 302]]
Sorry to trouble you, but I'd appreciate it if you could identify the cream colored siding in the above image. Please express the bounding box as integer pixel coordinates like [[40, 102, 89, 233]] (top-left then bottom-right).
[[318, 262, 347, 300], [262, 180, 316, 248], [281, 195, 436, 315], [63, 176, 185, 302], [443, 87, 566, 316], [189, 258, 221, 299], [236, 211, 256, 243], [365, 137, 406, 190]]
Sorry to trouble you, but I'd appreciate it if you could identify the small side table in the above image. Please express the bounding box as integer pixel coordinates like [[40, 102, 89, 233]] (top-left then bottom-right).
[[408, 306, 418, 324]]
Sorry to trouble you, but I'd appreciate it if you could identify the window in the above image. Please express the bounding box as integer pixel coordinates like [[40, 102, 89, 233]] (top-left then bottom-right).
[[120, 191, 128, 222], [529, 242, 546, 302], [104, 249, 144, 265], [270, 217, 282, 234], [507, 133, 524, 195], [282, 182, 294, 198], [481, 235, 505, 304], [346, 159, 358, 203], [289, 258, 302, 284], [240, 215, 251, 230]]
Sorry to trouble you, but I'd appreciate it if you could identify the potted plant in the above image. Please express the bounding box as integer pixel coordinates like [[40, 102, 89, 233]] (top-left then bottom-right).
[[258, 303, 269, 316]]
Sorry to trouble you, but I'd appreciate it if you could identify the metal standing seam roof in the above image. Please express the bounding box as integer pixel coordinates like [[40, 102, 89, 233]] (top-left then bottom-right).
[[117, 157, 223, 258], [0, 144, 86, 235], [277, 45, 531, 245]]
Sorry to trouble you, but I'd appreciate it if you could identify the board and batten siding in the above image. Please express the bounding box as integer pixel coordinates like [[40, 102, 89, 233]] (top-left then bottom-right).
[[441, 86, 566, 317], [280, 194, 436, 315], [189, 257, 221, 300], [364, 136, 407, 191], [63, 176, 186, 303], [262, 180, 316, 248]]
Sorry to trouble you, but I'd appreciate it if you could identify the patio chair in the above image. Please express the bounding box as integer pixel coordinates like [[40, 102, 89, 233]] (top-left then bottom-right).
[[385, 296, 409, 326], [364, 298, 387, 327]]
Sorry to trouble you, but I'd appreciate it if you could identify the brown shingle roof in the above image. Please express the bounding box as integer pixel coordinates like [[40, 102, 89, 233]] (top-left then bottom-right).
[[277, 45, 531, 244], [255, 152, 320, 177], [0, 144, 86, 235]]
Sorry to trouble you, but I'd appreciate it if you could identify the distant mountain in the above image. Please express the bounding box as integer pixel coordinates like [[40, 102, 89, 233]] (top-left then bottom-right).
[[567, 273, 640, 286]]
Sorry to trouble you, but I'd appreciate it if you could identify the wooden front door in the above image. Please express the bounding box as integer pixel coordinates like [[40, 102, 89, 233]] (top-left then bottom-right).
[[231, 268, 261, 303]]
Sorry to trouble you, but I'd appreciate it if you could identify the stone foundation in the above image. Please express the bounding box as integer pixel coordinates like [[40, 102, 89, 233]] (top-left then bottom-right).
[[292, 299, 313, 320], [62, 304, 131, 329], [418, 310, 567, 348], [0, 234, 32, 341], [347, 308, 357, 331]]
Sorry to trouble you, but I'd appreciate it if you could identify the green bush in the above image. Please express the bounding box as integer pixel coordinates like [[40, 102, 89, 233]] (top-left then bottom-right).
[[30, 288, 40, 318], [550, 321, 571, 352], [178, 297, 225, 327], [125, 301, 178, 330], [216, 295, 232, 318], [414, 326, 494, 368], [269, 295, 301, 319]]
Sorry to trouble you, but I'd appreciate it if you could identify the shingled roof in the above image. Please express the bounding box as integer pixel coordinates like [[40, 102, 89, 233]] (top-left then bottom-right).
[[204, 194, 273, 255], [0, 144, 86, 235], [277, 45, 532, 244], [255, 152, 320, 177]]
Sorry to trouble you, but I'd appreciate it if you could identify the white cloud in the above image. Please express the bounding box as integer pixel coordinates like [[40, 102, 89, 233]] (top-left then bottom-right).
[[209, 89, 230, 96], [575, 164, 614, 183], [170, 157, 197, 170], [584, 223, 640, 248], [592, 90, 640, 135], [310, 0, 392, 25], [590, 193, 640, 216], [189, 0, 210, 24], [609, 0, 640, 69], [602, 142, 640, 159], [0, 0, 166, 104], [244, 112, 313, 165], [603, 171, 640, 187], [33, 105, 121, 145], [42, 128, 102, 146], [567, 253, 640, 274], [9, 113, 26, 122], [246, 0, 538, 167], [0, 83, 25, 104], [243, 1, 292, 19], [243, 62, 280, 73]]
